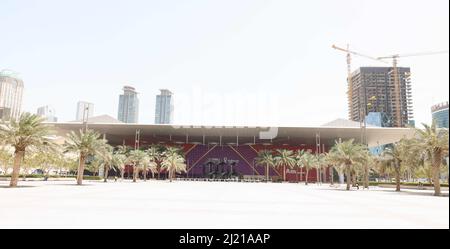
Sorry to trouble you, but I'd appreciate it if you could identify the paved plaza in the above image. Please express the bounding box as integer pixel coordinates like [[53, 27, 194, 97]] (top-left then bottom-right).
[[0, 180, 448, 229]]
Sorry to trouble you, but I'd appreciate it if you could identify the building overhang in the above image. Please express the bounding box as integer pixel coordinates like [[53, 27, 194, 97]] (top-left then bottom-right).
[[47, 122, 415, 148]]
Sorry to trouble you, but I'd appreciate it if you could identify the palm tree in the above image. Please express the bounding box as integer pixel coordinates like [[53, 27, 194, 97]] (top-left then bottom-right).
[[274, 149, 296, 181], [0, 113, 53, 187], [360, 151, 372, 189], [127, 150, 149, 182], [294, 150, 306, 182], [112, 153, 126, 180], [313, 153, 326, 185], [165, 146, 183, 155], [379, 139, 418, 191], [349, 148, 375, 189], [98, 143, 114, 182], [299, 151, 314, 185], [324, 152, 339, 186], [161, 148, 186, 182], [64, 129, 103, 185], [415, 123, 449, 196], [88, 156, 102, 176], [116, 145, 129, 154], [255, 150, 275, 182], [328, 139, 366, 190], [114, 145, 129, 180], [28, 145, 62, 180], [413, 162, 433, 184], [147, 145, 163, 179]]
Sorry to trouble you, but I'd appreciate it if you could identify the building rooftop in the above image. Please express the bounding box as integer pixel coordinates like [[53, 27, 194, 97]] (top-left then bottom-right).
[[48, 122, 414, 148], [159, 89, 173, 95], [431, 102, 449, 112], [0, 70, 22, 80], [322, 118, 376, 128], [123, 86, 137, 92], [69, 114, 123, 124]]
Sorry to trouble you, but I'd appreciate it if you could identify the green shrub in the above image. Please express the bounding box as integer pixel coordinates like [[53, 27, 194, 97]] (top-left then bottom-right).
[[82, 176, 102, 180]]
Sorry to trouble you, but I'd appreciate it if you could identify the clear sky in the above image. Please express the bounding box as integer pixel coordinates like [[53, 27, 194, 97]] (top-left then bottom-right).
[[1, 0, 448, 126]]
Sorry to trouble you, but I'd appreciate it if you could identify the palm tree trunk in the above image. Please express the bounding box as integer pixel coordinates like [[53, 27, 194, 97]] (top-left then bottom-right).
[[432, 166, 441, 196], [364, 164, 369, 189], [121, 168, 125, 181], [143, 166, 147, 182], [133, 166, 138, 182], [45, 168, 50, 181], [9, 150, 24, 187], [169, 169, 173, 182], [330, 167, 334, 185], [305, 169, 309, 185], [316, 168, 319, 184], [103, 165, 109, 183], [76, 154, 86, 185], [346, 166, 351, 191], [432, 152, 442, 196], [300, 167, 303, 182], [395, 163, 401, 192], [283, 165, 286, 182], [266, 164, 269, 182], [352, 172, 356, 187]]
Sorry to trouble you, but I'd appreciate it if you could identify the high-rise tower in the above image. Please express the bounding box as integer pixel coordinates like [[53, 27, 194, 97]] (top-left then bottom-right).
[[118, 86, 139, 123], [0, 70, 24, 121], [348, 67, 413, 127], [155, 89, 174, 124]]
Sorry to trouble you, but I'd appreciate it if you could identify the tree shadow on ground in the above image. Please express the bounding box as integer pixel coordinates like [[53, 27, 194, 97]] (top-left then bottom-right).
[[0, 185, 36, 189], [317, 187, 449, 197], [316, 188, 361, 192], [380, 189, 449, 197], [50, 183, 95, 187]]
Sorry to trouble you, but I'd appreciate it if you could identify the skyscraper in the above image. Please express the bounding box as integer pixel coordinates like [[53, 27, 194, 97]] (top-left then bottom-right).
[[37, 105, 58, 122], [348, 67, 413, 127], [432, 102, 449, 128], [155, 89, 174, 124], [118, 86, 139, 123], [76, 101, 94, 121], [0, 70, 24, 121]]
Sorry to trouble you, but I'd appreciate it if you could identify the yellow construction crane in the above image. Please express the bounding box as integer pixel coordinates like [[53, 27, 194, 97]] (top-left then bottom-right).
[[332, 44, 387, 144], [333, 44, 449, 127], [331, 45, 387, 125], [332, 44, 353, 120], [377, 50, 449, 127]]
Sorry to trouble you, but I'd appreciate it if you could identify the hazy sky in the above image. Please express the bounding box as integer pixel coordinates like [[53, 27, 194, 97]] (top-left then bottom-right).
[[1, 0, 448, 126]]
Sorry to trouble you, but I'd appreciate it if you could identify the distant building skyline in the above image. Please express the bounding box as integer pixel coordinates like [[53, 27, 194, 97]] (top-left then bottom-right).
[[0, 70, 24, 121], [432, 102, 449, 128], [37, 105, 57, 122], [118, 86, 139, 123], [2, 1, 448, 126], [155, 89, 174, 124], [76, 101, 94, 121], [349, 67, 414, 128]]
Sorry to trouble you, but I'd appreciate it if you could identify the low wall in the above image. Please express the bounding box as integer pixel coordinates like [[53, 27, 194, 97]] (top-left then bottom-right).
[[378, 184, 449, 191]]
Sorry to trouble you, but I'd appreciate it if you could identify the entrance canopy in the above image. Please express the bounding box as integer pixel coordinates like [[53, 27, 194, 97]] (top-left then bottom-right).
[[48, 123, 415, 148]]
